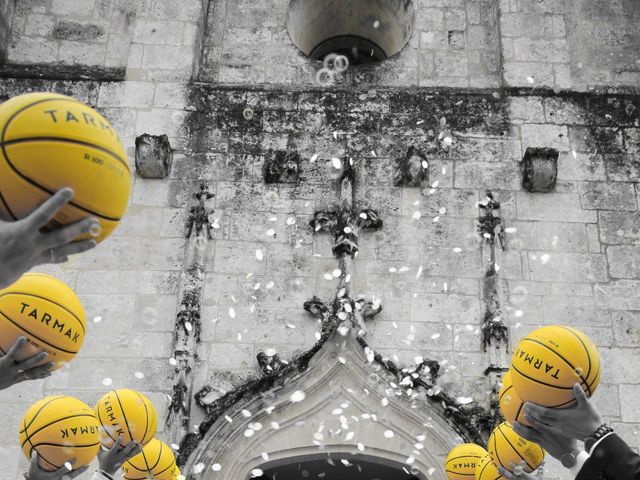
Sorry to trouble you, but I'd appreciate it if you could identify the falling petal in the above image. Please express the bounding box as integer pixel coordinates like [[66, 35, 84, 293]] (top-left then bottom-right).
[[290, 391, 306, 403]]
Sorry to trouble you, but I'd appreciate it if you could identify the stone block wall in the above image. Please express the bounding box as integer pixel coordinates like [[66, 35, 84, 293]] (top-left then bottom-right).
[[0, 0, 14, 62], [0, 0, 638, 479]]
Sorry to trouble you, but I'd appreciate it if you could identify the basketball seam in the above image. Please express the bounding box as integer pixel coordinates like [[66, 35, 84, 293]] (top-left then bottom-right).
[[30, 441, 100, 448], [499, 385, 513, 403], [22, 396, 64, 434], [114, 390, 134, 444], [1, 97, 128, 222], [521, 338, 589, 389], [133, 391, 151, 445], [0, 310, 80, 355], [153, 458, 176, 477], [498, 424, 536, 471], [20, 413, 97, 449], [2, 137, 128, 172], [148, 441, 164, 472], [1, 96, 128, 169], [447, 454, 485, 462], [0, 190, 16, 220], [557, 326, 594, 396], [96, 405, 119, 444], [0, 290, 86, 335]]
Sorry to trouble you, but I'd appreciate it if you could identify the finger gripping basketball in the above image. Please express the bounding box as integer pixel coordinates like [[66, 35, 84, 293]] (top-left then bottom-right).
[[510, 325, 600, 408], [0, 92, 131, 242], [19, 396, 101, 471], [0, 272, 86, 370]]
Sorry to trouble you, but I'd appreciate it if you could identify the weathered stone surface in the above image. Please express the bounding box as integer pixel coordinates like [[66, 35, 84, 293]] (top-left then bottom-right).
[[578, 181, 637, 211], [135, 133, 173, 179], [596, 280, 640, 310], [607, 245, 640, 278], [506, 221, 588, 252], [599, 211, 640, 244], [521, 124, 570, 151], [527, 251, 608, 282], [613, 311, 640, 347], [516, 192, 597, 222]]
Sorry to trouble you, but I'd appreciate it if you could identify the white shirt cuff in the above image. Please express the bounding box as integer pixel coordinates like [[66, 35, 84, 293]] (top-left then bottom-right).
[[567, 450, 590, 479], [91, 471, 113, 480], [588, 432, 615, 455]]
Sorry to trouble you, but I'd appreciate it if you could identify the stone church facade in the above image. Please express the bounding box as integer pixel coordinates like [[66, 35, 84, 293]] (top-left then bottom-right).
[[0, 0, 639, 479]]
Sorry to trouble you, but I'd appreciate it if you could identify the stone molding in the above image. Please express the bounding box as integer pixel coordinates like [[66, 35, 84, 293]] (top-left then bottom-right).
[[184, 332, 461, 480]]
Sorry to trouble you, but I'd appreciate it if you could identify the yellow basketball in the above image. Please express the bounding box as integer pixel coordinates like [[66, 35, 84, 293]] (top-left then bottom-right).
[[0, 92, 131, 242], [511, 325, 600, 408], [476, 454, 505, 480], [0, 272, 85, 369], [488, 422, 544, 473], [122, 439, 177, 480], [498, 371, 528, 426], [172, 466, 182, 479], [19, 396, 100, 471], [95, 389, 157, 448], [445, 443, 488, 480]]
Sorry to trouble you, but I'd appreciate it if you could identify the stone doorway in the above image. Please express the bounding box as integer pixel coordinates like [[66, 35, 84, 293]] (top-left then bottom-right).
[[254, 454, 423, 479]]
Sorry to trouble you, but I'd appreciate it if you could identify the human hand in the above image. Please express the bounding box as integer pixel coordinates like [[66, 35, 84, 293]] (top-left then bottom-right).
[[522, 384, 602, 441], [0, 337, 54, 391], [0, 188, 99, 289], [498, 464, 539, 480], [27, 452, 89, 480], [513, 419, 576, 460], [97, 437, 142, 475]]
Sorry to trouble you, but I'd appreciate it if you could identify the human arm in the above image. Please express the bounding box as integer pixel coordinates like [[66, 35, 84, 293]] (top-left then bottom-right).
[[0, 188, 98, 289], [26, 452, 88, 480], [0, 337, 54, 391], [498, 465, 539, 480], [576, 433, 640, 480], [96, 437, 142, 478], [522, 384, 602, 441]]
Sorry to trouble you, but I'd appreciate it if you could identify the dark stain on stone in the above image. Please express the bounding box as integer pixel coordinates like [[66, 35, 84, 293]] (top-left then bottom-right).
[[520, 147, 558, 193], [263, 150, 300, 183], [393, 145, 429, 187], [52, 21, 105, 41]]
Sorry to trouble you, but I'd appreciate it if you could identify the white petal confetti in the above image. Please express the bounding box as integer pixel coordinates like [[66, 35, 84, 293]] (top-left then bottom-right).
[[412, 211, 421, 220], [266, 229, 275, 237], [134, 372, 144, 379], [290, 390, 306, 403], [229, 307, 236, 319], [384, 430, 394, 438], [193, 463, 205, 474], [212, 463, 222, 471], [93, 316, 102, 323], [286, 216, 296, 225], [256, 249, 264, 261], [310, 154, 318, 163], [332, 157, 342, 169], [102, 377, 112, 386]]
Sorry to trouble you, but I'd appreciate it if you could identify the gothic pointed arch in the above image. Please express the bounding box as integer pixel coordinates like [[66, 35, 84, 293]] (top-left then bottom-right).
[[182, 329, 484, 480]]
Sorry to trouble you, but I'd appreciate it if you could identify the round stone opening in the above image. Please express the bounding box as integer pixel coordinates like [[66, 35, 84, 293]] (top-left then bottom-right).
[[286, 0, 415, 65]]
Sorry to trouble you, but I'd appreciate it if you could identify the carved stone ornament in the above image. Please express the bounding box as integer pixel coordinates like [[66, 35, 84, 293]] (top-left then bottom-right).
[[182, 332, 462, 480]]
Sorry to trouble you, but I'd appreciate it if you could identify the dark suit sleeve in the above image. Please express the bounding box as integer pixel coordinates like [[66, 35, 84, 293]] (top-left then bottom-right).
[[576, 433, 640, 480]]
